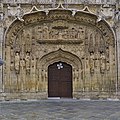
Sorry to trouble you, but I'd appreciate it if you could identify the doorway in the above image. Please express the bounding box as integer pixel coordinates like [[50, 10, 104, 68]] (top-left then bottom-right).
[[48, 61, 72, 98]]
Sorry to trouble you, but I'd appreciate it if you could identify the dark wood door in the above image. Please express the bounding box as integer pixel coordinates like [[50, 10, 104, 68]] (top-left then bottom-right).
[[48, 61, 72, 98]]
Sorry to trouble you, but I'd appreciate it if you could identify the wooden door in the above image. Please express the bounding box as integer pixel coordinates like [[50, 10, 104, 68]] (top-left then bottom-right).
[[48, 61, 72, 98]]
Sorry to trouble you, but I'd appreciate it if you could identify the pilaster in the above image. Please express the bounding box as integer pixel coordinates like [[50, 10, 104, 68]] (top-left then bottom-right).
[[0, 3, 3, 92]]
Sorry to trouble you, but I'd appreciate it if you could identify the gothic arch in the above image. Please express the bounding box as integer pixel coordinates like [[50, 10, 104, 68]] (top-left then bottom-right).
[[38, 49, 82, 70], [37, 49, 83, 98]]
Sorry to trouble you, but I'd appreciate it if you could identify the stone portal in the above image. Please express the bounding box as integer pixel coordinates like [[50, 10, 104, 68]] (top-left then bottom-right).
[[3, 5, 116, 100]]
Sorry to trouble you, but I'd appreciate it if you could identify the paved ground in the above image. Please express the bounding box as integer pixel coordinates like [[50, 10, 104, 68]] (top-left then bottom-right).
[[0, 99, 120, 120]]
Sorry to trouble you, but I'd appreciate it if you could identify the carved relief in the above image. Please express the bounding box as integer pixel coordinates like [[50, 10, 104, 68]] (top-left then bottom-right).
[[100, 52, 106, 74], [14, 52, 20, 74], [25, 52, 31, 74], [4, 9, 116, 98], [42, 24, 49, 39], [89, 52, 95, 74], [37, 26, 43, 40]]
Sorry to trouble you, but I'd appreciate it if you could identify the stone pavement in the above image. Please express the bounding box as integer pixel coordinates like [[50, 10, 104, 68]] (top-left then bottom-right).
[[0, 99, 120, 120]]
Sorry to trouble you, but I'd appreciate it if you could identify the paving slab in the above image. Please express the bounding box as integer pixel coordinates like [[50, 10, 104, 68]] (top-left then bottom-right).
[[0, 99, 120, 120]]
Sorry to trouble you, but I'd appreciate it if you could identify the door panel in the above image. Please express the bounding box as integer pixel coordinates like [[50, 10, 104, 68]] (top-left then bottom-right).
[[48, 61, 72, 98]]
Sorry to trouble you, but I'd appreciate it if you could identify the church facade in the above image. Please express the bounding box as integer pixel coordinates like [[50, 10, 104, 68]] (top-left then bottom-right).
[[0, 0, 120, 100]]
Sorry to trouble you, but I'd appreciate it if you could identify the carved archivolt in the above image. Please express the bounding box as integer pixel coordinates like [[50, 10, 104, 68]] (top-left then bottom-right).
[[3, 6, 116, 95], [38, 49, 82, 70]]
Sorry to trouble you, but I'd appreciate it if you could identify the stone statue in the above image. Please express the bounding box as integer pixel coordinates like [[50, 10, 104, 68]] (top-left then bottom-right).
[[31, 57, 35, 68], [25, 52, 30, 73], [106, 61, 110, 71], [89, 52, 94, 73], [69, 28, 77, 39], [42, 25, 49, 39], [62, 30, 68, 39], [20, 59, 25, 69], [15, 52, 20, 73], [100, 52, 106, 73], [37, 26, 43, 40], [77, 26, 85, 40], [58, 32, 63, 40], [10, 48, 14, 62], [10, 62, 14, 71]]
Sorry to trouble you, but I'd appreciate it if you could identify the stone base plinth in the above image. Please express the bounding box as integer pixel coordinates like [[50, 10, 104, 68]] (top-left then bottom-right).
[[73, 91, 118, 100], [0, 92, 119, 101], [0, 92, 48, 101]]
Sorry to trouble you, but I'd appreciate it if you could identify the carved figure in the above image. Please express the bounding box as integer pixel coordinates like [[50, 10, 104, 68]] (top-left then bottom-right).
[[10, 62, 14, 71], [10, 48, 14, 61], [89, 52, 94, 73], [68, 28, 75, 39], [15, 52, 20, 73], [62, 30, 68, 39], [25, 52, 30, 73], [42, 25, 49, 39], [100, 52, 106, 73], [58, 32, 63, 40], [37, 26, 43, 39], [31, 57, 35, 68], [106, 61, 110, 71], [20, 59, 25, 69], [78, 26, 85, 40]]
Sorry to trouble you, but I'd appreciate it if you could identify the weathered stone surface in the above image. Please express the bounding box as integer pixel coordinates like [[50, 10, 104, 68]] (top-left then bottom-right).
[[0, 0, 120, 100], [1, 100, 120, 120]]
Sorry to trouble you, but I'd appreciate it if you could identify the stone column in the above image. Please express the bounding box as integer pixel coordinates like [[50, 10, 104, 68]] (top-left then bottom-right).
[[116, 23, 120, 96], [0, 22, 4, 92]]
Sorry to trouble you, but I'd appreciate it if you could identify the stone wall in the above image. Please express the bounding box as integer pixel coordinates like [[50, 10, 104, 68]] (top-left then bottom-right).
[[0, 0, 120, 100]]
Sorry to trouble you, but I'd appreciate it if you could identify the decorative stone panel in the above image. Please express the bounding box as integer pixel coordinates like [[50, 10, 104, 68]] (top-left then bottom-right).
[[3, 5, 116, 99]]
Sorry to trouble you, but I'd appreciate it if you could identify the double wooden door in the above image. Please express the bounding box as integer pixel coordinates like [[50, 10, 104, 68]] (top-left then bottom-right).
[[48, 61, 72, 98]]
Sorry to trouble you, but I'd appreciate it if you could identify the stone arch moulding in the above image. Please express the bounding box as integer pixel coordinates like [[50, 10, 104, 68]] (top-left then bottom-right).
[[37, 49, 83, 98], [38, 49, 82, 70]]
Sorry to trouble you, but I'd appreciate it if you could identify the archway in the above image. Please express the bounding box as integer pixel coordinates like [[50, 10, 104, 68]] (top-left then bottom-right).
[[48, 61, 72, 98], [38, 49, 82, 98]]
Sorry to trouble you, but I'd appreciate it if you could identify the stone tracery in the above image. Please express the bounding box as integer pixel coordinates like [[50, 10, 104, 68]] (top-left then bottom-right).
[[3, 6, 116, 99]]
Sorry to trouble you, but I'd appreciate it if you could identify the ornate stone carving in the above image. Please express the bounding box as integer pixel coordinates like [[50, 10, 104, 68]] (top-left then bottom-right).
[[3, 7, 116, 99], [25, 52, 31, 74], [42, 24, 49, 39], [77, 26, 86, 40], [37, 26, 43, 40], [52, 20, 68, 29], [14, 52, 20, 74], [100, 52, 106, 74], [89, 52, 95, 74]]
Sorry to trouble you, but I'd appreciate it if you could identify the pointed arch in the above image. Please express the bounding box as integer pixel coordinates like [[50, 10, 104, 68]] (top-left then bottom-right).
[[38, 49, 82, 70]]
